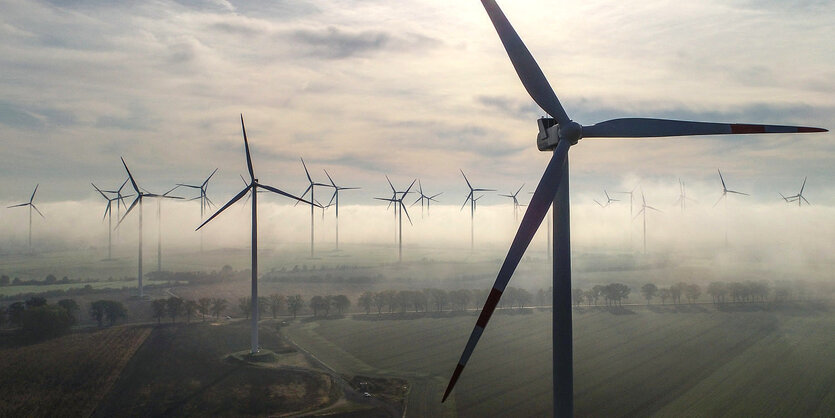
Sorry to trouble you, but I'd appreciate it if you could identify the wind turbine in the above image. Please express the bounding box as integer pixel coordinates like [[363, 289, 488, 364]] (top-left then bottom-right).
[[196, 115, 311, 355], [323, 169, 360, 251], [499, 184, 525, 221], [442, 1, 827, 415], [673, 178, 695, 213], [8, 184, 44, 250], [375, 179, 416, 262], [615, 185, 638, 247], [177, 168, 218, 252], [154, 186, 182, 273], [411, 180, 442, 217], [782, 177, 810, 207], [298, 158, 332, 257], [593, 189, 618, 208], [714, 169, 748, 246], [461, 170, 495, 251], [117, 159, 181, 298], [92, 183, 118, 259], [634, 192, 661, 254], [714, 169, 748, 207], [101, 179, 134, 243]]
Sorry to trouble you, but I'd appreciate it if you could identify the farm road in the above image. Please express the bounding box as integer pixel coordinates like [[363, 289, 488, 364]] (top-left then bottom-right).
[[283, 322, 455, 418]]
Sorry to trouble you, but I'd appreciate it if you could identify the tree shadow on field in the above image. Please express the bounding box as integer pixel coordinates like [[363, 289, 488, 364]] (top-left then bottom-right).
[[647, 304, 709, 314], [574, 306, 635, 315]]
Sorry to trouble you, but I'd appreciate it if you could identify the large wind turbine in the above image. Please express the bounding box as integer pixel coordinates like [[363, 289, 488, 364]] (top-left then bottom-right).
[[442, 1, 827, 415], [323, 169, 359, 251], [499, 184, 525, 221], [634, 192, 661, 254], [375, 179, 416, 262], [298, 158, 332, 257], [118, 159, 180, 298], [8, 184, 44, 250], [177, 168, 218, 252], [92, 183, 118, 259], [460, 170, 495, 251], [411, 180, 442, 217], [197, 115, 311, 355]]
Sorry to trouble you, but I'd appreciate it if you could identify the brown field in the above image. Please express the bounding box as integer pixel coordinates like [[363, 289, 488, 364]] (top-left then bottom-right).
[[0, 325, 151, 417]]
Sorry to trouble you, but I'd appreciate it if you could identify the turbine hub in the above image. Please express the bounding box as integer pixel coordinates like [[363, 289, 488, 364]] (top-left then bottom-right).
[[559, 121, 582, 145]]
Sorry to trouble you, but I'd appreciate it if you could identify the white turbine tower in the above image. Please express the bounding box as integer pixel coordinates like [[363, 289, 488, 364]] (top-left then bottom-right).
[[7, 184, 44, 251], [634, 192, 661, 254], [197, 115, 311, 354], [442, 1, 827, 416]]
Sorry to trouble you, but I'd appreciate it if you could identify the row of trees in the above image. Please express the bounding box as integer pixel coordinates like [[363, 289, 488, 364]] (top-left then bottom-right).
[[572, 284, 632, 307], [572, 280, 802, 307], [355, 287, 533, 315], [0, 296, 125, 339]]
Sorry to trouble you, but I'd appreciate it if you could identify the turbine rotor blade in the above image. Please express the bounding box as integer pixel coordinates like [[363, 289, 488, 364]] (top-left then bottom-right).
[[800, 176, 807, 194], [30, 204, 45, 219], [196, 186, 250, 231], [241, 115, 255, 182], [401, 203, 413, 225], [582, 118, 827, 138], [117, 197, 141, 228], [713, 194, 725, 208], [443, 139, 570, 402], [121, 158, 140, 193], [480, 0, 570, 124], [726, 190, 749, 196], [260, 183, 316, 207], [203, 168, 219, 187]]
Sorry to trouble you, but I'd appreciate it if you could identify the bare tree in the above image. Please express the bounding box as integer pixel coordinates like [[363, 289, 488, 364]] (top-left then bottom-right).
[[210, 298, 227, 319], [197, 298, 211, 321], [358, 291, 374, 314], [287, 295, 304, 319], [167, 297, 184, 323], [268, 294, 285, 319], [641, 283, 658, 305]]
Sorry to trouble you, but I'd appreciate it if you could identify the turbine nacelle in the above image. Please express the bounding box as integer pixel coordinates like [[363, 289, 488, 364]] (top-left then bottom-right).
[[537, 118, 581, 151]]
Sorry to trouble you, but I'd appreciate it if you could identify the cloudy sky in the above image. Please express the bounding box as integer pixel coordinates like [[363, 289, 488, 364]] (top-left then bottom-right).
[[1, 0, 833, 256]]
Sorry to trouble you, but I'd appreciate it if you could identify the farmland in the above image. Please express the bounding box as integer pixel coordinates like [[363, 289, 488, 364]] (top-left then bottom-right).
[[283, 303, 835, 417], [0, 325, 151, 417]]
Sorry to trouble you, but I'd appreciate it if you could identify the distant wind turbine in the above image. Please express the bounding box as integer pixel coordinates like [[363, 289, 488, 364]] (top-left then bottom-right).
[[782, 177, 810, 207], [673, 179, 696, 213], [460, 170, 495, 251], [615, 185, 638, 247], [8, 184, 44, 250], [634, 192, 662, 254], [323, 169, 360, 251], [375, 179, 416, 262], [442, 1, 826, 415], [714, 169, 748, 246], [499, 184, 525, 221], [155, 186, 182, 273], [593, 189, 618, 208], [118, 159, 181, 298], [411, 180, 442, 217], [177, 168, 218, 252], [298, 158, 332, 257], [196, 115, 311, 355], [92, 182, 118, 259], [101, 179, 134, 243]]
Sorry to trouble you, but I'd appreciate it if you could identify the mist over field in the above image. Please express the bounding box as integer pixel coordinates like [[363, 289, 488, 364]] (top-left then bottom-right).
[[2, 176, 833, 286]]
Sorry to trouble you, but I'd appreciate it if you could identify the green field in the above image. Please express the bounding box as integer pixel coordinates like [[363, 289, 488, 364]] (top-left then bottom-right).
[[283, 304, 835, 417]]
